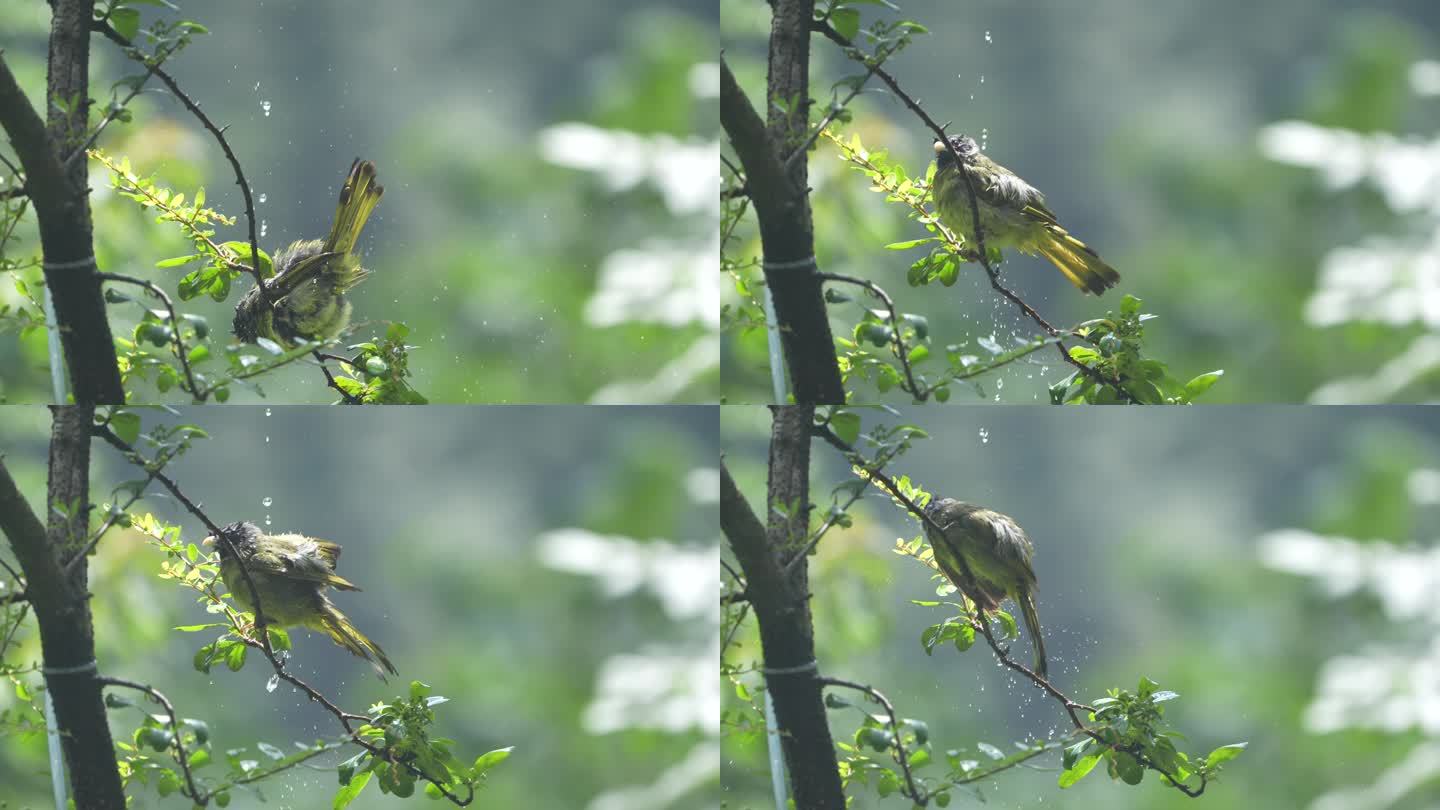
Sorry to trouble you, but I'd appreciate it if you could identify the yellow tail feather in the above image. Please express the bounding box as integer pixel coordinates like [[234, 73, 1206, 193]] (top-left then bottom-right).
[[1020, 591, 1048, 678], [324, 159, 385, 258], [1037, 228, 1120, 296], [319, 602, 397, 678]]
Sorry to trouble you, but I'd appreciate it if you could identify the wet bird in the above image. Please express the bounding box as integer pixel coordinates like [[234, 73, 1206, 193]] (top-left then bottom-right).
[[923, 497, 1048, 677], [204, 521, 396, 678], [931, 135, 1119, 295]]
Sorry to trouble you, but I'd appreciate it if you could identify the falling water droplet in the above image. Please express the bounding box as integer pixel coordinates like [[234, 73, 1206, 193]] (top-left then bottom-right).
[[259, 220, 268, 238], [984, 30, 993, 43], [261, 100, 272, 116], [979, 74, 986, 85], [978, 428, 990, 444], [258, 192, 268, 204], [261, 496, 273, 508], [266, 674, 279, 693], [264, 408, 271, 417]]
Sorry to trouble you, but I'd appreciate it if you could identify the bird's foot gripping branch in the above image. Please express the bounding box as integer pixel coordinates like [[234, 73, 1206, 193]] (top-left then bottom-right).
[[94, 409, 507, 806]]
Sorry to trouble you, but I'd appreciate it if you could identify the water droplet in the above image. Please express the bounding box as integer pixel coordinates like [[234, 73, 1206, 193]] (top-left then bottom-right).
[[266, 674, 279, 693], [978, 428, 990, 444], [261, 496, 273, 507], [259, 220, 268, 238], [984, 30, 993, 44], [261, 100, 272, 116], [258, 192, 268, 204], [264, 407, 271, 417], [979, 74, 986, 84]]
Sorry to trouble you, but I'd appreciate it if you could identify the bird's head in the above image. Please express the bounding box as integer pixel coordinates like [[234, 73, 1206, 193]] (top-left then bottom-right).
[[933, 135, 979, 170], [203, 521, 261, 561]]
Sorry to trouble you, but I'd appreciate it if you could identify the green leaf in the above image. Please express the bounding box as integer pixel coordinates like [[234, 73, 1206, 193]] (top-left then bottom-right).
[[830, 411, 861, 446], [225, 642, 247, 671], [1058, 753, 1101, 788], [172, 623, 224, 632], [1183, 370, 1224, 399], [332, 770, 372, 809], [830, 7, 861, 41], [1119, 294, 1142, 316], [471, 746, 514, 776], [884, 238, 935, 251], [156, 254, 200, 268], [1205, 742, 1248, 768], [110, 7, 141, 40], [110, 411, 141, 445]]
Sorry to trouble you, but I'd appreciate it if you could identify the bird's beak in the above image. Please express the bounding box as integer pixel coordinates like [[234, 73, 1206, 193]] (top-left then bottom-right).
[[933, 140, 946, 154], [202, 536, 215, 547]]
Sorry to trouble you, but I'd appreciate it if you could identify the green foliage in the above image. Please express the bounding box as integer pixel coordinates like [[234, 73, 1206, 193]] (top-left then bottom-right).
[[331, 323, 429, 405], [109, 415, 509, 806], [1058, 678, 1246, 793], [335, 682, 512, 807], [90, 149, 429, 404], [1051, 295, 1224, 405]]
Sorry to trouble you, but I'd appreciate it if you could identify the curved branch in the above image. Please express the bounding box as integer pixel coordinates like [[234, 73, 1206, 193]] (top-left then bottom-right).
[[97, 273, 203, 401]]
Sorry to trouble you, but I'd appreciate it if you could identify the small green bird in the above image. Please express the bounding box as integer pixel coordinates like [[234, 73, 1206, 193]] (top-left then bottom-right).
[[923, 497, 1048, 678], [931, 135, 1119, 295], [204, 521, 397, 678], [232, 159, 385, 347]]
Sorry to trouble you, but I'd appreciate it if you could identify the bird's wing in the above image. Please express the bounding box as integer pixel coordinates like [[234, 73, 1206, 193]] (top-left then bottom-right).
[[253, 534, 361, 591], [960, 160, 1047, 212], [965, 509, 1036, 576], [264, 243, 342, 298]]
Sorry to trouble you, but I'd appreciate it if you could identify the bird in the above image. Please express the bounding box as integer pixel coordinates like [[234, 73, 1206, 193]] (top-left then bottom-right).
[[922, 497, 1048, 678], [231, 158, 384, 346], [930, 135, 1119, 295], [203, 521, 396, 678]]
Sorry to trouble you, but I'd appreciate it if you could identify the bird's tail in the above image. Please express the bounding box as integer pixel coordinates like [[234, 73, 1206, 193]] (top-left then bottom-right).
[[321, 159, 384, 291], [318, 600, 397, 679], [1019, 590, 1048, 679], [1036, 227, 1120, 296]]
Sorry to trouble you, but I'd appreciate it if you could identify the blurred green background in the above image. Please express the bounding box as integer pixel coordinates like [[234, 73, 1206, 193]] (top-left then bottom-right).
[[722, 405, 1440, 807], [0, 0, 717, 403], [722, 0, 1440, 404], [0, 405, 718, 808]]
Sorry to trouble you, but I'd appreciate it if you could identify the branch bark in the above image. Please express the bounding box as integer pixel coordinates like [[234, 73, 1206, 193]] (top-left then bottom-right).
[[720, 0, 845, 404], [719, 405, 845, 809], [0, 405, 126, 809], [0, 2, 125, 402]]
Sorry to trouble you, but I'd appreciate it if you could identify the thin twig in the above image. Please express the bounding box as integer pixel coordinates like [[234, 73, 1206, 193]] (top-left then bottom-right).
[[819, 677, 924, 804], [97, 272, 203, 401], [782, 62, 880, 175], [817, 272, 923, 400], [60, 466, 159, 576], [98, 677, 202, 802], [314, 352, 361, 404]]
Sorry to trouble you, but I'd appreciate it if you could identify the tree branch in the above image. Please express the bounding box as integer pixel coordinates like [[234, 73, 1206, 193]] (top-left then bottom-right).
[[720, 47, 844, 404], [720, 407, 847, 810], [0, 405, 127, 809], [0, 40, 124, 401]]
